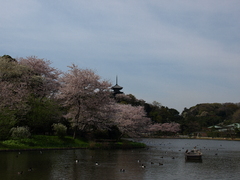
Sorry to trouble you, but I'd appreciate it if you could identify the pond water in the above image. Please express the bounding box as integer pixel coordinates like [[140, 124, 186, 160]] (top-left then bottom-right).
[[0, 138, 240, 180]]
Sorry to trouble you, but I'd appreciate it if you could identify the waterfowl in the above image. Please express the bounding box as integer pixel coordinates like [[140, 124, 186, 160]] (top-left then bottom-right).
[[28, 168, 32, 172], [141, 164, 146, 168], [95, 162, 99, 165], [17, 171, 23, 175], [120, 169, 125, 172]]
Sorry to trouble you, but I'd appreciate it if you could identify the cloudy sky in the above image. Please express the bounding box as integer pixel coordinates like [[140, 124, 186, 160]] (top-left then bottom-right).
[[1, 0, 240, 112]]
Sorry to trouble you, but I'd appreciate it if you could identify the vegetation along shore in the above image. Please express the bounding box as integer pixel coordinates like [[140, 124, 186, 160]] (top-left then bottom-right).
[[1, 55, 240, 150], [0, 135, 145, 151]]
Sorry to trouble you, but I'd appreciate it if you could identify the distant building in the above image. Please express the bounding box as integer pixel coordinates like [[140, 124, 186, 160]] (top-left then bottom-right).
[[111, 76, 123, 97], [208, 123, 240, 132]]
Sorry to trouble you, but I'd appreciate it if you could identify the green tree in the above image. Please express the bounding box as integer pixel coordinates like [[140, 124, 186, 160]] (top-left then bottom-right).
[[0, 109, 16, 140], [20, 97, 62, 134], [232, 109, 240, 123]]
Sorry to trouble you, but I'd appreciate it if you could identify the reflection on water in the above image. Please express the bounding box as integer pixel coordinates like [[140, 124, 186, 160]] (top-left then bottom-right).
[[0, 139, 240, 180], [185, 159, 202, 163]]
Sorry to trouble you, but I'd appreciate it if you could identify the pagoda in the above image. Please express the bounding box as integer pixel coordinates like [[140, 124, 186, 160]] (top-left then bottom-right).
[[112, 76, 123, 97]]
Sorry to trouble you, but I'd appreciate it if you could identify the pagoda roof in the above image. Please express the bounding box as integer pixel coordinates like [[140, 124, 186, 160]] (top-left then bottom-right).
[[112, 84, 123, 90]]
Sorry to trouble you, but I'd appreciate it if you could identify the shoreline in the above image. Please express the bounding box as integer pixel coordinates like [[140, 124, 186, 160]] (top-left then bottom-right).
[[151, 136, 240, 141], [0, 136, 146, 152], [0, 147, 87, 152], [1, 136, 239, 152]]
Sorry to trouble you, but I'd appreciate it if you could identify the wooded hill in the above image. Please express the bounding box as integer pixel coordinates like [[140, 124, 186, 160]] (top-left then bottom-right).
[[180, 103, 240, 134], [115, 87, 240, 135]]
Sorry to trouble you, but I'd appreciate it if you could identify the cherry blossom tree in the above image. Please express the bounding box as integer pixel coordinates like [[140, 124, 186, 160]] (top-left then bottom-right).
[[161, 122, 180, 133], [16, 56, 62, 133], [0, 55, 61, 110], [112, 103, 151, 138], [58, 64, 114, 138], [0, 56, 30, 112], [18, 56, 61, 99], [148, 122, 180, 135], [0, 82, 29, 112], [148, 123, 163, 132]]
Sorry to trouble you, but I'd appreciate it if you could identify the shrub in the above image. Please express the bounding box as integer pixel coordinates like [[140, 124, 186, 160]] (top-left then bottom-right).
[[10, 126, 31, 139], [52, 123, 67, 138]]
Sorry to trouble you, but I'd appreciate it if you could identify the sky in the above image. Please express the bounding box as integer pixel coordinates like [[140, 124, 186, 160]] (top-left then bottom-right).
[[1, 0, 240, 112]]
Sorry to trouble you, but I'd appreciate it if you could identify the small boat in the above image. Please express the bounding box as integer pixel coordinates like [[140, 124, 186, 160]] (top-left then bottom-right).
[[185, 148, 202, 160]]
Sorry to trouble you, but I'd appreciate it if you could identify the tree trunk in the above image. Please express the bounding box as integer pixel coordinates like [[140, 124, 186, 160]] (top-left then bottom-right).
[[73, 125, 77, 139], [73, 101, 81, 139]]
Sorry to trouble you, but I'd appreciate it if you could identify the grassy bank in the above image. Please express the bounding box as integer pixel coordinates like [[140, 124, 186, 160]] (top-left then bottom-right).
[[0, 135, 146, 151]]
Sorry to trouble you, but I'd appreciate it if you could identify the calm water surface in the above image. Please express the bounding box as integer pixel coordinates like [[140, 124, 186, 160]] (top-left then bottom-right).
[[0, 138, 240, 180]]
